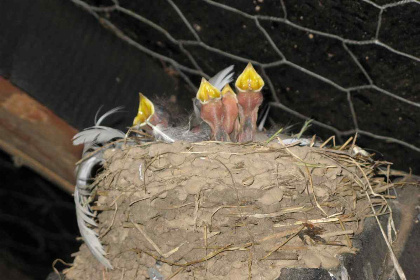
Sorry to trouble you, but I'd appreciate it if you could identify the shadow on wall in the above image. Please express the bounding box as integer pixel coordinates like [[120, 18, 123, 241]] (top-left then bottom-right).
[[0, 150, 79, 280]]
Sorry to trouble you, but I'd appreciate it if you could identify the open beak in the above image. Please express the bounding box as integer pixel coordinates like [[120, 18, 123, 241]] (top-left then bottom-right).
[[196, 78, 230, 141], [221, 84, 239, 141], [133, 93, 154, 127], [235, 63, 264, 142], [133, 93, 169, 134]]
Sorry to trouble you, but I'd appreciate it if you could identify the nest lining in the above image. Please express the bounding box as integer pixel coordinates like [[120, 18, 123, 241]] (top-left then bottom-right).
[[66, 140, 397, 280]]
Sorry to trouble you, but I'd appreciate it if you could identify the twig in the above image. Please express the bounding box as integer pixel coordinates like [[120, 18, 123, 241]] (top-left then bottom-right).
[[130, 219, 181, 258], [233, 206, 312, 218], [319, 230, 354, 238], [295, 119, 312, 139], [136, 244, 233, 267], [261, 226, 304, 260], [257, 227, 303, 243], [248, 249, 252, 280], [99, 196, 119, 238], [350, 158, 406, 280], [166, 267, 184, 280], [194, 193, 201, 229], [338, 136, 353, 151], [129, 196, 152, 206], [319, 135, 336, 148], [266, 128, 283, 144], [304, 165, 328, 217], [52, 259, 73, 280], [273, 216, 345, 227], [338, 218, 353, 248]]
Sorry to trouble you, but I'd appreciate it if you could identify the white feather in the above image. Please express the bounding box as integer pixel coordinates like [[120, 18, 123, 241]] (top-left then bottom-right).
[[208, 65, 234, 91], [280, 138, 311, 146], [258, 105, 270, 132], [279, 137, 323, 147], [75, 155, 113, 268], [75, 205, 110, 265], [73, 107, 125, 269], [148, 122, 175, 143], [95, 106, 124, 126], [153, 125, 210, 143], [73, 126, 125, 146], [73, 107, 125, 153]]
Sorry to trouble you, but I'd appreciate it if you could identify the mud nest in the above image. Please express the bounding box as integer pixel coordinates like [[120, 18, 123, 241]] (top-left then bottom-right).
[[66, 140, 397, 279]]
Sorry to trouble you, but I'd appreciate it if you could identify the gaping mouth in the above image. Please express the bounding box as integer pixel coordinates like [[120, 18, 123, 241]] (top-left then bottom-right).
[[133, 93, 155, 126], [195, 77, 230, 141], [196, 78, 221, 104], [235, 63, 265, 92]]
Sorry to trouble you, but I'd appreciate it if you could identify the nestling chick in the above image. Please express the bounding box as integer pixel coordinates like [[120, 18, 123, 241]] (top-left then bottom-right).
[[235, 63, 265, 142]]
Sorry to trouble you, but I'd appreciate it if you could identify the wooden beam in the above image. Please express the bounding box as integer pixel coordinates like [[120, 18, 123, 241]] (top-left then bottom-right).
[[0, 77, 82, 193]]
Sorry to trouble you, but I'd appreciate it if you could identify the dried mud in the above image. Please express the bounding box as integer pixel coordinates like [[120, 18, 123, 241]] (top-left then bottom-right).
[[66, 141, 389, 279]]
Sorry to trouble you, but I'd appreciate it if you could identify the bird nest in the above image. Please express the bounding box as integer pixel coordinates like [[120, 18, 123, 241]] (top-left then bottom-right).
[[65, 139, 398, 279]]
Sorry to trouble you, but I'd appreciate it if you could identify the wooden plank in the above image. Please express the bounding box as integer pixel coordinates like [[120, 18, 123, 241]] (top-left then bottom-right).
[[0, 77, 82, 193]]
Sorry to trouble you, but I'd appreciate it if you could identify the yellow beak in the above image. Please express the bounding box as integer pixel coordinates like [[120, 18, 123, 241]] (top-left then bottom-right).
[[221, 84, 236, 97], [196, 78, 221, 104], [133, 93, 155, 126], [235, 62, 265, 92]]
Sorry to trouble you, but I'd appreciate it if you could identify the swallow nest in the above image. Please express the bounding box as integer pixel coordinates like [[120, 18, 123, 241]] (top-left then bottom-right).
[[66, 140, 396, 280]]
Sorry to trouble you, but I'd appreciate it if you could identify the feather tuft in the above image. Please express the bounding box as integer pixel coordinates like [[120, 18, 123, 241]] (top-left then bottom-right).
[[209, 65, 234, 91], [152, 125, 210, 142]]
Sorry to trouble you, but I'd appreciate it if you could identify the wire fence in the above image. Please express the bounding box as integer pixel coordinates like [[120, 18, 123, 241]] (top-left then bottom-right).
[[70, 0, 420, 167]]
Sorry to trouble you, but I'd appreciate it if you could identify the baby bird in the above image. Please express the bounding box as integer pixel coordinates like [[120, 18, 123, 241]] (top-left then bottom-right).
[[235, 63, 265, 142]]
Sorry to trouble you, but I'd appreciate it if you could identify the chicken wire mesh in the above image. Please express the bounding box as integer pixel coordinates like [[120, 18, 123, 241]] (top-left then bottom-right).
[[70, 0, 419, 171]]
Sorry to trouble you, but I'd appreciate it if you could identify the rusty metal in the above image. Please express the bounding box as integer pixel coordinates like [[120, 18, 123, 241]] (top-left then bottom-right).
[[0, 77, 82, 193]]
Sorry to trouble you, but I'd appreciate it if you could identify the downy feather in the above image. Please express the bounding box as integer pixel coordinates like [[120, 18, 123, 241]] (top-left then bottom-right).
[[208, 65, 234, 91], [148, 122, 175, 143], [152, 125, 210, 143]]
